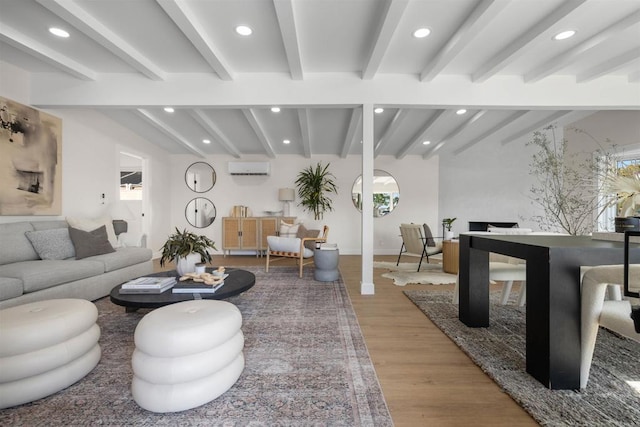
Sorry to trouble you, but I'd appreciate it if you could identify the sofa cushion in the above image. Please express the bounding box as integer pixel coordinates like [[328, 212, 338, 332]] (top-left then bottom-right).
[[0, 222, 38, 266], [67, 215, 119, 248], [25, 228, 76, 260], [0, 277, 23, 301], [0, 260, 104, 293], [86, 247, 153, 273], [69, 226, 116, 259], [279, 221, 300, 238]]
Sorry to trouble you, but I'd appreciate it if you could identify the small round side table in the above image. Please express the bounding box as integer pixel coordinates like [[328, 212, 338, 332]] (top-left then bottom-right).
[[314, 248, 340, 281]]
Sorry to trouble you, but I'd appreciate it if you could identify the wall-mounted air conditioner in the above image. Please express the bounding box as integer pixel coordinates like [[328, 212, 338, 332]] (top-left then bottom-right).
[[228, 161, 270, 176]]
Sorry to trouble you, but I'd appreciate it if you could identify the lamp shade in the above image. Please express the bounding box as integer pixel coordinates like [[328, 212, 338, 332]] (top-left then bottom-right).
[[278, 188, 295, 202]]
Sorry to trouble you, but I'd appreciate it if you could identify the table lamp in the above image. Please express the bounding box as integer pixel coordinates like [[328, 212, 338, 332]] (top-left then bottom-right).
[[278, 188, 295, 217]]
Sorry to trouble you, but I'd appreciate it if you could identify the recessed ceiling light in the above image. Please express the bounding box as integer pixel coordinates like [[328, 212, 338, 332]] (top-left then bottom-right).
[[271, 107, 281, 113], [163, 107, 174, 113], [202, 139, 211, 144], [283, 139, 290, 144], [456, 109, 467, 115], [49, 27, 69, 38], [553, 30, 576, 41], [236, 25, 253, 36], [413, 28, 431, 38], [422, 140, 431, 145], [374, 107, 384, 114]]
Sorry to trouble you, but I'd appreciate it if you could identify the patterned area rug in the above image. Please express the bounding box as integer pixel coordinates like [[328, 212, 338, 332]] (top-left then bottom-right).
[[374, 261, 457, 286], [404, 289, 640, 427], [1, 267, 392, 426]]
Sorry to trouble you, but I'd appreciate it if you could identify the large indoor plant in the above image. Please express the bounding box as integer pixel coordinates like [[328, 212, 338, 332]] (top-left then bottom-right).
[[160, 228, 216, 275], [295, 162, 338, 220]]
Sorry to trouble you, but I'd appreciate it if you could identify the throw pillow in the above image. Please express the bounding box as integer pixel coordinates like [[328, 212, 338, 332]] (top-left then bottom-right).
[[296, 224, 322, 250], [69, 225, 116, 259], [279, 221, 300, 238], [24, 228, 76, 260], [67, 215, 119, 248], [423, 224, 436, 247]]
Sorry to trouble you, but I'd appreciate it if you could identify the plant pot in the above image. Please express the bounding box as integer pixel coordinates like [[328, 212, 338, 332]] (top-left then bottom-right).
[[176, 253, 202, 276], [444, 230, 454, 241], [614, 216, 640, 233]]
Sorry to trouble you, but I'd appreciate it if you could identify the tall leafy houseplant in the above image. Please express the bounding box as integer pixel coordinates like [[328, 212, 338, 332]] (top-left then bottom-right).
[[295, 162, 338, 220], [160, 228, 216, 274]]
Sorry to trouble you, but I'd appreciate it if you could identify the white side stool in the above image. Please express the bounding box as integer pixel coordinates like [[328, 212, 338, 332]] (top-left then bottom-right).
[[131, 300, 244, 413], [0, 299, 101, 409]]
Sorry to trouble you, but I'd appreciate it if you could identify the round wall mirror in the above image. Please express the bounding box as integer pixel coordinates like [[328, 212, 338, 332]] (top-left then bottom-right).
[[351, 169, 400, 217], [185, 162, 216, 193], [185, 197, 216, 228]]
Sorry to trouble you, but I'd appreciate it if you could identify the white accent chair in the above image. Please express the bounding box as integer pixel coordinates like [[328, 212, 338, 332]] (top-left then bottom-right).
[[397, 223, 443, 272], [265, 225, 329, 277], [580, 264, 640, 389]]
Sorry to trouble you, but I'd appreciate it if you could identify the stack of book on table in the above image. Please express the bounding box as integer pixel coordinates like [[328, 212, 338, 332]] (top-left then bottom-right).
[[172, 274, 228, 294], [119, 276, 176, 294]]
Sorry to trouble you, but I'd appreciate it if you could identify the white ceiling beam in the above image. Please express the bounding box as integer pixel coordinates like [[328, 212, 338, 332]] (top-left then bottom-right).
[[577, 49, 640, 83], [242, 109, 276, 158], [374, 109, 409, 156], [453, 110, 529, 155], [340, 108, 362, 158], [297, 108, 311, 157], [157, 0, 233, 81], [273, 0, 304, 80], [501, 110, 573, 144], [525, 10, 640, 83], [0, 25, 96, 81], [421, 0, 507, 82], [189, 110, 241, 158], [472, 0, 587, 82], [396, 109, 446, 159], [423, 110, 487, 159], [37, 0, 166, 81], [362, 0, 409, 80], [135, 109, 205, 157]]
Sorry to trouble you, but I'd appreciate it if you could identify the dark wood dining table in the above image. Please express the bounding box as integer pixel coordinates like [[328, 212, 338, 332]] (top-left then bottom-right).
[[458, 233, 640, 390]]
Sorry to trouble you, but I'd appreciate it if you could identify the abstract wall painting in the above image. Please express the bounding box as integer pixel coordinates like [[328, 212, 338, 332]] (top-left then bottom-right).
[[0, 96, 62, 215]]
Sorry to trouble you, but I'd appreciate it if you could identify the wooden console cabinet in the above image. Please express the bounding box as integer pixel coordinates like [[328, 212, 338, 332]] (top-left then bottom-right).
[[222, 216, 295, 256]]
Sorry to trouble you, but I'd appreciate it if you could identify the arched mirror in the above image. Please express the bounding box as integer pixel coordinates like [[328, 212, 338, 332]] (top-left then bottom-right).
[[351, 169, 400, 217], [185, 162, 216, 193], [185, 197, 216, 228]]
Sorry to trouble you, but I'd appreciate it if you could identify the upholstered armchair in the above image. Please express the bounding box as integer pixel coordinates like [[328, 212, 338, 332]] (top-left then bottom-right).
[[397, 223, 443, 272], [265, 225, 329, 277]]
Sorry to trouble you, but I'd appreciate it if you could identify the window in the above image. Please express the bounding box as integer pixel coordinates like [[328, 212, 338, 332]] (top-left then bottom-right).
[[120, 170, 142, 201]]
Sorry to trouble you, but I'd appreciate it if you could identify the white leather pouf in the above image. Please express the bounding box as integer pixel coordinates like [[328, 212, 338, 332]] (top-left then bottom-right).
[[131, 300, 244, 413], [0, 299, 101, 409]]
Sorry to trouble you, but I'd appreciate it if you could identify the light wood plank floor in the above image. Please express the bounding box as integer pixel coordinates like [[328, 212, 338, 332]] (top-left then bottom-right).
[[157, 255, 537, 426]]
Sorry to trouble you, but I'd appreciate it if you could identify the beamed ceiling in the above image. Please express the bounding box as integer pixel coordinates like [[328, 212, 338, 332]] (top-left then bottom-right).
[[1, 0, 639, 159]]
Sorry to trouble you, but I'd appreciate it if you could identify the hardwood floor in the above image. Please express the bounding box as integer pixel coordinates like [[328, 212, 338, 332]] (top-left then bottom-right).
[[158, 254, 537, 426]]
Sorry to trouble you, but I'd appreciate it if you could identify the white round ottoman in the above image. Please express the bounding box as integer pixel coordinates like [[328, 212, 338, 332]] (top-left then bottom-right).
[[131, 300, 244, 413], [0, 299, 101, 409]]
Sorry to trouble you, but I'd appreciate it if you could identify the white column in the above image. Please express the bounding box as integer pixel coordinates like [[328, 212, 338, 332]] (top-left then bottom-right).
[[361, 104, 375, 295]]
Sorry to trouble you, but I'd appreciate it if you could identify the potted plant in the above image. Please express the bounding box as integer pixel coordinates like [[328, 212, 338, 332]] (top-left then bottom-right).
[[295, 161, 338, 220], [442, 218, 456, 240], [160, 228, 216, 275]]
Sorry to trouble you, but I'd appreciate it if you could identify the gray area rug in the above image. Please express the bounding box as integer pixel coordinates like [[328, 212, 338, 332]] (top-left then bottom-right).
[[1, 267, 392, 426], [404, 289, 640, 427], [374, 261, 457, 286]]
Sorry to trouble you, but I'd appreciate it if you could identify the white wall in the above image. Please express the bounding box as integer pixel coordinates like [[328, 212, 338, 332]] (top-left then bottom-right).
[[0, 63, 173, 254], [169, 154, 439, 255], [438, 133, 543, 235]]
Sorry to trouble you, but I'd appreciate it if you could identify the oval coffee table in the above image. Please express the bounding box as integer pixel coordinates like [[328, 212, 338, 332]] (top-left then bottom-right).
[[110, 267, 255, 312]]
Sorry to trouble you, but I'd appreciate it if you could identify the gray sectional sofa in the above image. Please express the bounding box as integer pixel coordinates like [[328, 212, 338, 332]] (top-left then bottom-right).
[[0, 220, 153, 309]]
